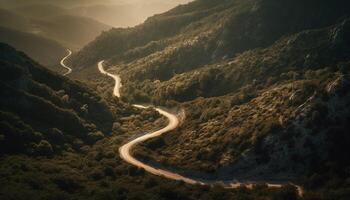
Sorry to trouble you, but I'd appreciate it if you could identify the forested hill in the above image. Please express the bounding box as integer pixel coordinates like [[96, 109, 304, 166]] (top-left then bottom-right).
[[67, 0, 350, 199], [0, 43, 116, 156], [70, 0, 350, 68]]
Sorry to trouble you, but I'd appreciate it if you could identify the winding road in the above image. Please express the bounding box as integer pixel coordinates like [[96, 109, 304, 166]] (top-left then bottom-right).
[[97, 61, 304, 197], [98, 61, 122, 98], [60, 49, 72, 76]]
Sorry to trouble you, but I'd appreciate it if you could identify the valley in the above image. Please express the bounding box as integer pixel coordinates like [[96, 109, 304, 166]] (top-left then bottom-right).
[[97, 59, 304, 196], [66, 0, 350, 199], [0, 43, 296, 200], [1, 0, 350, 199]]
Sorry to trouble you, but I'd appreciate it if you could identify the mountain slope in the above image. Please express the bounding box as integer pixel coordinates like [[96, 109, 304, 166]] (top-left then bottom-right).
[[134, 17, 350, 173], [69, 0, 350, 198], [0, 43, 295, 200], [0, 8, 32, 32], [0, 26, 66, 66], [0, 43, 123, 154], [70, 0, 350, 68]]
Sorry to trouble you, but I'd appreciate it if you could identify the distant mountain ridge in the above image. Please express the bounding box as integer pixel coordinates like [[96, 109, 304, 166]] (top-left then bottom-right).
[[0, 4, 112, 67], [0, 26, 66, 66]]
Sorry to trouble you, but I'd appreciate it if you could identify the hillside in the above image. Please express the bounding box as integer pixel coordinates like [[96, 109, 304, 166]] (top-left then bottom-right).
[[0, 26, 66, 66], [0, 43, 299, 200], [135, 18, 350, 176], [69, 0, 350, 199], [70, 0, 350, 68], [0, 43, 119, 153]]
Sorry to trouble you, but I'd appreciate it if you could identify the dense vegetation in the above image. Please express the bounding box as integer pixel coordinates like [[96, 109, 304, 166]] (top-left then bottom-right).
[[69, 0, 350, 199], [0, 43, 303, 200], [1, 0, 350, 199], [70, 0, 350, 68], [131, 19, 350, 200], [0, 43, 117, 155]]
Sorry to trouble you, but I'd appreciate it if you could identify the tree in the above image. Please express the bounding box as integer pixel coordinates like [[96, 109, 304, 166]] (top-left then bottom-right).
[[87, 131, 104, 144], [35, 140, 53, 157]]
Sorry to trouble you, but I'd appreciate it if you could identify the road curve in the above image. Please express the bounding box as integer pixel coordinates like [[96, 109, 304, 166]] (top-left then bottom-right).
[[97, 61, 304, 197], [60, 49, 72, 76], [120, 104, 203, 185], [98, 61, 122, 98]]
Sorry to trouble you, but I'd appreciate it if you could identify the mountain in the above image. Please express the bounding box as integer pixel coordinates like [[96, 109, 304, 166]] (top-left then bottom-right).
[[13, 4, 69, 18], [31, 15, 111, 49], [0, 8, 32, 32], [70, 1, 194, 28], [70, 4, 142, 28], [0, 7, 111, 74], [0, 43, 154, 199], [70, 0, 350, 68], [0, 6, 111, 50], [0, 43, 291, 200], [0, 43, 118, 155], [0, 26, 66, 66], [9, 4, 111, 49], [69, 0, 350, 198]]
